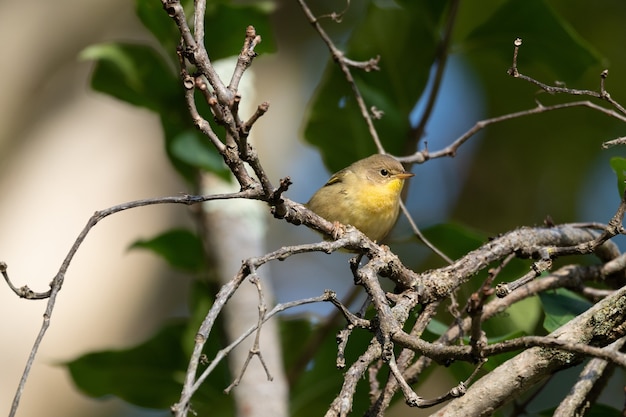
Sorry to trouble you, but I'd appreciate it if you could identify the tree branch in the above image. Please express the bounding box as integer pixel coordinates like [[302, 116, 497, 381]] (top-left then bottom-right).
[[434, 283, 626, 416]]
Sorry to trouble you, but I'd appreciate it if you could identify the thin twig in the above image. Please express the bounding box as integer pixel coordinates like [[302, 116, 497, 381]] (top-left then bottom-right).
[[508, 38, 626, 116], [176, 291, 337, 414], [7, 191, 257, 417], [553, 337, 626, 416], [224, 274, 273, 393], [1, 263, 48, 300], [387, 355, 421, 406], [399, 100, 626, 164], [407, 0, 460, 152], [173, 236, 378, 416], [399, 200, 452, 264], [483, 336, 626, 368], [602, 135, 626, 148], [296, 0, 386, 153], [229, 25, 262, 93]]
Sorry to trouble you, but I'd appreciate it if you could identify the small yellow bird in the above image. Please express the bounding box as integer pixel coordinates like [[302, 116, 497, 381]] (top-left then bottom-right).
[[306, 154, 414, 242]]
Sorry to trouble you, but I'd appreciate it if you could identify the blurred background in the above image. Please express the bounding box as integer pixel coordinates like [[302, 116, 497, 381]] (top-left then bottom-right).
[[0, 1, 191, 416], [2, 0, 626, 416]]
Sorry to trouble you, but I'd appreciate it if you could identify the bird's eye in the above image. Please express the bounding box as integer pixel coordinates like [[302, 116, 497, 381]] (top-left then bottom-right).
[[380, 169, 389, 177]]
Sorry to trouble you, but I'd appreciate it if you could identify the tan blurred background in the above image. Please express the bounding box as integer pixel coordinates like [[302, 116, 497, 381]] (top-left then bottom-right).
[[0, 1, 194, 416]]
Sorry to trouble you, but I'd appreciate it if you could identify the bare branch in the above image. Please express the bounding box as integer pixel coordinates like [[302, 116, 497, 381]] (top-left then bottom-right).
[[296, 0, 386, 153], [602, 135, 626, 148], [508, 38, 626, 116], [434, 283, 626, 416], [224, 274, 273, 394], [229, 25, 262, 93], [1, 262, 49, 300], [6, 191, 258, 417], [399, 100, 626, 164], [553, 337, 626, 416]]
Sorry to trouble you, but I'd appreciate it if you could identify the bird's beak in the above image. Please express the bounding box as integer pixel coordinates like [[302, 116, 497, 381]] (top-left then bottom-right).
[[394, 172, 415, 180]]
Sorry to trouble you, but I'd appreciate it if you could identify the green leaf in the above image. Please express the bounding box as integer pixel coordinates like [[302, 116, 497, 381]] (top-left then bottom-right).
[[539, 288, 592, 332], [80, 43, 179, 112], [66, 319, 234, 414], [422, 222, 487, 261], [130, 229, 205, 273], [169, 130, 230, 179], [203, 2, 277, 59], [135, 0, 193, 61], [425, 318, 449, 337], [135, 0, 274, 62], [303, 1, 444, 172], [65, 321, 188, 409], [489, 295, 540, 336], [610, 156, 626, 199], [284, 317, 373, 417], [466, 0, 603, 80], [161, 117, 205, 184], [183, 280, 219, 357]]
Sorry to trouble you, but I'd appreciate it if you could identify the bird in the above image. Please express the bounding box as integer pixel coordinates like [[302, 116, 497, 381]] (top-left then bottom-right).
[[306, 154, 414, 242]]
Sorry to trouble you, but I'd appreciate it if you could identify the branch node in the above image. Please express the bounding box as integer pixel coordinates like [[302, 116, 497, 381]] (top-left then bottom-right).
[[495, 283, 511, 298], [183, 74, 195, 90], [449, 382, 466, 398], [370, 106, 384, 119], [507, 37, 523, 77], [268, 177, 292, 218]]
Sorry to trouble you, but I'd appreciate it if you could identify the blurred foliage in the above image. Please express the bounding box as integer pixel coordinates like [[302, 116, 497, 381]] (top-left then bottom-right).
[[67, 321, 200, 410], [538, 403, 623, 417], [66, 282, 236, 416], [303, 0, 603, 173], [610, 156, 626, 199], [130, 229, 205, 273], [304, 1, 446, 172], [421, 222, 486, 261], [80, 0, 275, 184], [452, 0, 621, 234], [465, 0, 602, 79], [539, 287, 593, 332], [69, 0, 626, 415], [282, 317, 375, 416]]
